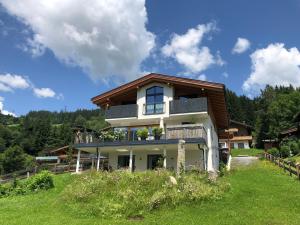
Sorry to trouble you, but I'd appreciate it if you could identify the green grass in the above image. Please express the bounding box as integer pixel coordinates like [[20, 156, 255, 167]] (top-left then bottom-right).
[[290, 155, 300, 164], [0, 161, 300, 225], [231, 148, 265, 157]]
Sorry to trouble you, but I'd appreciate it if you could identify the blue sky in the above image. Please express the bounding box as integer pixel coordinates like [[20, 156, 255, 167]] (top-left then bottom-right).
[[0, 0, 300, 116]]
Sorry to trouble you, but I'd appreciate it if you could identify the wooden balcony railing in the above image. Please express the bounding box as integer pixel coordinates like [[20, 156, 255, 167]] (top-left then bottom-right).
[[74, 124, 207, 145]]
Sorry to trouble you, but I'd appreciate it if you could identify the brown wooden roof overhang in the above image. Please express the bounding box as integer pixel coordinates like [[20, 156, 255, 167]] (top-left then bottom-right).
[[91, 73, 229, 128]]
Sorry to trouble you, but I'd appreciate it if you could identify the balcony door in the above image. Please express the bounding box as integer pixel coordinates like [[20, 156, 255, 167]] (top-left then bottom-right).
[[147, 154, 163, 169], [145, 86, 164, 114], [118, 155, 135, 170]]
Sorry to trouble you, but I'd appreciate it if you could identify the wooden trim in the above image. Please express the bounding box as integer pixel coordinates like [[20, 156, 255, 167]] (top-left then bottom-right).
[[91, 73, 225, 104]]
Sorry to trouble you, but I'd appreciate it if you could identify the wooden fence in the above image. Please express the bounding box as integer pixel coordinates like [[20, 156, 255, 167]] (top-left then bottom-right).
[[0, 164, 78, 184], [264, 152, 300, 180]]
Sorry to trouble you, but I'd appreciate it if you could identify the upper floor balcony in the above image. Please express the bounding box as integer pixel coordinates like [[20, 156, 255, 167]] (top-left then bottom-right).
[[106, 104, 137, 119], [105, 97, 207, 119], [170, 97, 207, 115], [74, 124, 207, 147]]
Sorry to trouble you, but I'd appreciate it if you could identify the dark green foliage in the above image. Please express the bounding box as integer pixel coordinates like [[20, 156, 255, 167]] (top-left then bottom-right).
[[0, 108, 106, 173], [0, 171, 54, 197], [225, 89, 255, 126], [0, 145, 35, 174], [26, 170, 54, 191], [267, 148, 280, 157]]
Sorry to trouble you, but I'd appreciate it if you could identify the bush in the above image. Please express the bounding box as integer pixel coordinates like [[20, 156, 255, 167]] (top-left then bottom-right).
[[267, 148, 280, 157], [137, 128, 149, 140], [0, 184, 9, 197], [279, 145, 290, 158], [61, 170, 230, 218], [26, 170, 54, 191], [0, 171, 54, 198], [152, 127, 163, 137]]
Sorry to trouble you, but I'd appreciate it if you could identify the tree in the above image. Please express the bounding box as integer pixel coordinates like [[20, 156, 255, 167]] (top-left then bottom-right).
[[0, 145, 34, 173], [74, 115, 87, 128]]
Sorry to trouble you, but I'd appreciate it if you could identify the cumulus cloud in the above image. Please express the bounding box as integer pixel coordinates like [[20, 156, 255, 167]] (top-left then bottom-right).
[[0, 73, 60, 99], [197, 74, 207, 81], [0, 73, 30, 92], [0, 0, 155, 82], [243, 43, 300, 95], [162, 22, 224, 74], [232, 37, 251, 54], [0, 96, 15, 116], [33, 88, 56, 98]]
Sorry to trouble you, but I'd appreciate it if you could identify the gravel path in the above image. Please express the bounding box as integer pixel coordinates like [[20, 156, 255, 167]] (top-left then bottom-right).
[[231, 156, 258, 169]]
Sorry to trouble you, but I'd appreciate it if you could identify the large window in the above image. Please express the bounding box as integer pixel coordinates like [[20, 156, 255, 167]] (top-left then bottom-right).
[[145, 86, 164, 114]]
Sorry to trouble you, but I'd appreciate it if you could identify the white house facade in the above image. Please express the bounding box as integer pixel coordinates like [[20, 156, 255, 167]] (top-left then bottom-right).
[[74, 73, 229, 174]]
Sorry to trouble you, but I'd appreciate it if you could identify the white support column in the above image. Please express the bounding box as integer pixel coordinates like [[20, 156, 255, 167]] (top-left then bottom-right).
[[206, 125, 215, 172], [97, 149, 101, 171], [160, 117, 165, 135], [163, 148, 167, 169], [203, 148, 207, 171], [129, 149, 133, 172], [75, 149, 81, 173]]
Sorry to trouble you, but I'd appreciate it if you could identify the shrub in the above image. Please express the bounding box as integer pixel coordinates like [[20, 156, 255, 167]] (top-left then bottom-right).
[[152, 127, 163, 138], [0, 184, 9, 197], [137, 128, 149, 140], [267, 148, 280, 157], [61, 170, 230, 218], [279, 145, 290, 158], [26, 170, 54, 191]]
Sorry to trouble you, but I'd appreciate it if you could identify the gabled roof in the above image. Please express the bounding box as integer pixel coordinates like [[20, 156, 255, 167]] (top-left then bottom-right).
[[92, 73, 224, 103], [91, 73, 229, 128]]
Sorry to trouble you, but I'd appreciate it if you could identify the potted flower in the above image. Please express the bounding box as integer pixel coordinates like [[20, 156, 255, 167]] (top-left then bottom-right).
[[152, 127, 163, 140], [137, 128, 149, 140]]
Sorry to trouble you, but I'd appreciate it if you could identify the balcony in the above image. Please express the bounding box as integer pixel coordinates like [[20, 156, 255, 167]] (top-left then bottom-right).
[[74, 124, 207, 147], [142, 102, 165, 115], [106, 104, 137, 119], [170, 97, 207, 114]]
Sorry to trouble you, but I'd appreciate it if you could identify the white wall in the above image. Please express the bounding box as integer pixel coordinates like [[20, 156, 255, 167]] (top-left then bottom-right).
[[233, 141, 250, 149], [137, 82, 174, 119], [108, 149, 204, 172]]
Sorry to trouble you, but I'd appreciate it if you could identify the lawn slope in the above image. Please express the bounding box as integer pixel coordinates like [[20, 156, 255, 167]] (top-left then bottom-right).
[[0, 161, 299, 225]]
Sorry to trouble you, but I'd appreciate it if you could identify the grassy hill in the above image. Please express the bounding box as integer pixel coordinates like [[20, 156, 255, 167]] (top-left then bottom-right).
[[0, 161, 300, 225]]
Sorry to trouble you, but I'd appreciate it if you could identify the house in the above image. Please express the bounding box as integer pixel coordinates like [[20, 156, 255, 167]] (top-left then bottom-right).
[[74, 73, 229, 173], [218, 120, 253, 149]]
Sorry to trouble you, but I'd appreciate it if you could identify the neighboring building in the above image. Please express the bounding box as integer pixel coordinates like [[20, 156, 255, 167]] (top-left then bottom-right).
[[74, 73, 229, 173], [219, 120, 253, 149]]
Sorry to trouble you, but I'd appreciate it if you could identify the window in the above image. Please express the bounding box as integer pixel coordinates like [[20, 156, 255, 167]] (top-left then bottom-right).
[[230, 143, 235, 149], [238, 142, 245, 149], [118, 155, 135, 169], [145, 86, 164, 114]]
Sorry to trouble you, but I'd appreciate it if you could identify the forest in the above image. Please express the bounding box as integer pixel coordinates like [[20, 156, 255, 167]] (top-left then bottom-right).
[[1, 85, 300, 174]]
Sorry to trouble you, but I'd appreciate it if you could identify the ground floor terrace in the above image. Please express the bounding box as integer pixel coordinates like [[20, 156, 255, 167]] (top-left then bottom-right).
[[74, 139, 210, 173]]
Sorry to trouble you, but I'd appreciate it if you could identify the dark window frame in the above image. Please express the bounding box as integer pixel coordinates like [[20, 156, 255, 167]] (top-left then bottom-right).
[[145, 86, 164, 114]]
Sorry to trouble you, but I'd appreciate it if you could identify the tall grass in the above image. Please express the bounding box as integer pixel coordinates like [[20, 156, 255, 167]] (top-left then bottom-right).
[[61, 170, 229, 218]]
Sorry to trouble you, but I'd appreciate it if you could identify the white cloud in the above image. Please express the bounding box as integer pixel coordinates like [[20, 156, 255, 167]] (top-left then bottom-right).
[[162, 22, 224, 74], [232, 37, 251, 54], [0, 96, 16, 116], [0, 73, 30, 92], [197, 74, 207, 81], [33, 88, 56, 98], [222, 72, 229, 78], [0, 73, 60, 99], [243, 43, 300, 95], [0, 0, 155, 82]]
